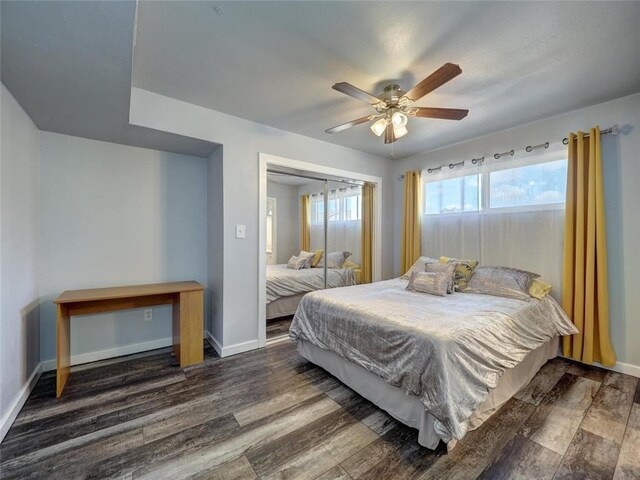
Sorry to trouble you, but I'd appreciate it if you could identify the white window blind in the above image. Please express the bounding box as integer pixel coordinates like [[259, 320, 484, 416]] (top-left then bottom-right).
[[421, 149, 567, 297]]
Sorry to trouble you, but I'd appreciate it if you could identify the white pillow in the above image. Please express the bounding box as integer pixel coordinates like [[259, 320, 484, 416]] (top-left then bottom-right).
[[286, 255, 307, 270], [298, 251, 316, 269], [406, 271, 449, 297], [401, 256, 439, 280], [317, 251, 351, 269]]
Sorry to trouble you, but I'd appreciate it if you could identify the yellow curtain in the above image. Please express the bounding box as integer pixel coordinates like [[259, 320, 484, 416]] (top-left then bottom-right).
[[361, 183, 374, 284], [401, 170, 422, 275], [300, 194, 311, 251], [562, 127, 616, 367]]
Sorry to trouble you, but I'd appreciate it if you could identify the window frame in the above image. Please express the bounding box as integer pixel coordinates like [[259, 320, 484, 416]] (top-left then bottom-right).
[[310, 188, 363, 224], [423, 151, 568, 216], [423, 172, 482, 216]]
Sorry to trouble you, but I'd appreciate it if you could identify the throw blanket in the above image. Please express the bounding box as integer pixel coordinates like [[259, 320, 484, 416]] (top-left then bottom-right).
[[290, 278, 577, 443]]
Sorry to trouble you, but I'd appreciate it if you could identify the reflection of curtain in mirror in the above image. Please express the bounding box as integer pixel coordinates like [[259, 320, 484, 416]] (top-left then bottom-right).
[[361, 183, 373, 283], [300, 194, 310, 251], [309, 187, 362, 264]]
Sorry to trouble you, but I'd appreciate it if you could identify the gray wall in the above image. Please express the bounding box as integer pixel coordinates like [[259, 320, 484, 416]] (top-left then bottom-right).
[[207, 146, 224, 344], [38, 132, 208, 364], [267, 180, 300, 264], [0, 84, 40, 439], [130, 87, 395, 350], [392, 92, 640, 372]]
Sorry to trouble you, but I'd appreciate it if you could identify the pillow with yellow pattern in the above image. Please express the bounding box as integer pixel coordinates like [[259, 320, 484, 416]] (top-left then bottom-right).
[[310, 249, 324, 267], [439, 256, 479, 291], [529, 278, 552, 299]]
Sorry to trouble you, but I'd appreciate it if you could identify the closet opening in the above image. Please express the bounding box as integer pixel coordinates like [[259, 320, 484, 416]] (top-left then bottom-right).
[[258, 154, 382, 346]]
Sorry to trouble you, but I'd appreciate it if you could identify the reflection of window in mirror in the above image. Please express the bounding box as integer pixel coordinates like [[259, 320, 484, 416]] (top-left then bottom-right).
[[266, 197, 276, 265]]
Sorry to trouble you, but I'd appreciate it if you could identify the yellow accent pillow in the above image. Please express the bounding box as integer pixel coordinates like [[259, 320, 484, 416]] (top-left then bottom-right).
[[311, 249, 324, 267], [529, 278, 552, 299], [439, 256, 479, 291], [343, 259, 360, 270]]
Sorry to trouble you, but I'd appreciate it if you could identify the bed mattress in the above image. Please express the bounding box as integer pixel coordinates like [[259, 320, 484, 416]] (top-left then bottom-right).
[[289, 278, 577, 443]]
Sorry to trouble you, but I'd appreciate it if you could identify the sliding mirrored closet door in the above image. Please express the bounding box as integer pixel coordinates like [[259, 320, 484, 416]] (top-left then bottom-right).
[[265, 172, 326, 340], [264, 168, 376, 341]]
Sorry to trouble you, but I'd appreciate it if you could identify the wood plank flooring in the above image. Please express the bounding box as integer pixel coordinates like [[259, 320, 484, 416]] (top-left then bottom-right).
[[1, 341, 638, 480], [266, 316, 293, 340]]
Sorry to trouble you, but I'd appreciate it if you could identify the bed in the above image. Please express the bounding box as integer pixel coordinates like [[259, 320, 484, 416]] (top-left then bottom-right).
[[266, 264, 356, 320], [289, 278, 578, 449]]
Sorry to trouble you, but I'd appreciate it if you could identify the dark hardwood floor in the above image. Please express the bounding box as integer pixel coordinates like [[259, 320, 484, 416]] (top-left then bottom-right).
[[1, 341, 638, 479], [266, 316, 293, 340]]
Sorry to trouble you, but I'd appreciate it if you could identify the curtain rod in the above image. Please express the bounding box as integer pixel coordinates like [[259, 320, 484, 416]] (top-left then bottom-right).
[[267, 169, 364, 186], [309, 185, 361, 197], [398, 124, 619, 180], [561, 124, 620, 144]]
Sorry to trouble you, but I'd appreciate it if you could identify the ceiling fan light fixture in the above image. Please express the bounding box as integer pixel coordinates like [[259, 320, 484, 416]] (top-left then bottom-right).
[[393, 124, 408, 139], [391, 111, 408, 127], [370, 117, 388, 137]]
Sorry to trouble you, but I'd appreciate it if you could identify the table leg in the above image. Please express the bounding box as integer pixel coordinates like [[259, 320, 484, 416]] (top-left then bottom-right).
[[173, 290, 204, 367], [56, 304, 71, 397]]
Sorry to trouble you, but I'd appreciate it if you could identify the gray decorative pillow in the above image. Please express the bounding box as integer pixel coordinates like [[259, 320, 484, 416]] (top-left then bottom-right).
[[425, 263, 456, 294], [464, 266, 540, 300], [286, 255, 307, 270], [317, 251, 351, 269], [406, 271, 449, 297], [401, 256, 440, 280], [298, 251, 316, 269]]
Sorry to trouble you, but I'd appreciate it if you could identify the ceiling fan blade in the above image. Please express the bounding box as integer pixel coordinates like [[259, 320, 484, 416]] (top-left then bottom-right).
[[332, 82, 383, 105], [412, 107, 469, 120], [404, 63, 463, 102], [384, 123, 397, 144], [325, 115, 373, 134]]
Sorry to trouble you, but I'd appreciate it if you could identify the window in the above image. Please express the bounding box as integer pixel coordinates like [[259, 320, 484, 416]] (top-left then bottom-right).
[[424, 157, 567, 215], [424, 174, 480, 214], [489, 159, 567, 209], [310, 187, 362, 223]]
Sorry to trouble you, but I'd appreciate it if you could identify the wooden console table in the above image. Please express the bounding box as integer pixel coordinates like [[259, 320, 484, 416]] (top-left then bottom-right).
[[54, 281, 204, 397]]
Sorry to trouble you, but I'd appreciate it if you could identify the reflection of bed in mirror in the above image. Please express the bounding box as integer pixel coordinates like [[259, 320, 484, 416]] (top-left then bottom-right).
[[266, 263, 357, 319]]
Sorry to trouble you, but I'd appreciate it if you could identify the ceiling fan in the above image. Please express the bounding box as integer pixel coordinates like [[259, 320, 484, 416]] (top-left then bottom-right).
[[325, 63, 469, 144]]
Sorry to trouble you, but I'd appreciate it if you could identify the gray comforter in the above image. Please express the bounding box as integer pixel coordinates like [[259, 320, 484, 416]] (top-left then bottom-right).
[[266, 264, 356, 303], [289, 278, 578, 443]]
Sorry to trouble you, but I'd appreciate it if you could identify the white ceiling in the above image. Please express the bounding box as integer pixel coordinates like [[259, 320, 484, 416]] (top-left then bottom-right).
[[1, 1, 219, 158], [2, 2, 639, 160], [133, 1, 640, 159]]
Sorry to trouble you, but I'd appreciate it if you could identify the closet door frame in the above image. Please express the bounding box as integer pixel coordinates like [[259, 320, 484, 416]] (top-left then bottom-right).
[[258, 153, 383, 348]]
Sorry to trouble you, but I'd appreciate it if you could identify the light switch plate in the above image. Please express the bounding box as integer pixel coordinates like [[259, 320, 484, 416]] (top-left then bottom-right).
[[236, 224, 246, 239]]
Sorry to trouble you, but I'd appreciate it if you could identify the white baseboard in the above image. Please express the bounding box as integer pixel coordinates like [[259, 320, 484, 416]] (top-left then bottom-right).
[[0, 363, 42, 442], [205, 330, 223, 356], [602, 360, 640, 378], [562, 356, 640, 379], [205, 330, 259, 357], [266, 334, 291, 346], [41, 337, 173, 372]]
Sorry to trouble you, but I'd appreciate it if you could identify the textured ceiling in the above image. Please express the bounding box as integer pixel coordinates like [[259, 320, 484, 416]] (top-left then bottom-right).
[[133, 1, 640, 158], [2, 1, 639, 160], [0, 1, 219, 158]]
